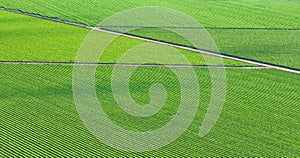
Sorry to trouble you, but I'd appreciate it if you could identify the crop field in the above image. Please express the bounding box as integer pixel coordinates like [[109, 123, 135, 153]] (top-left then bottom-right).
[[0, 0, 299, 157], [0, 10, 247, 66], [1, 0, 300, 69], [130, 28, 300, 69], [1, 0, 300, 28], [1, 64, 299, 157]]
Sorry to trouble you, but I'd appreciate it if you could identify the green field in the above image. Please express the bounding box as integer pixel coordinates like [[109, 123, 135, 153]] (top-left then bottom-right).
[[1, 64, 299, 157], [1, 0, 300, 28], [0, 0, 299, 157], [130, 28, 300, 69], [0, 10, 247, 66], [1, 0, 299, 69]]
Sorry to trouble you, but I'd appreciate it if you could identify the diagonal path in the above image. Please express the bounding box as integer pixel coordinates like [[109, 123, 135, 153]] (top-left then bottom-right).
[[1, 7, 300, 74], [91, 27, 300, 74]]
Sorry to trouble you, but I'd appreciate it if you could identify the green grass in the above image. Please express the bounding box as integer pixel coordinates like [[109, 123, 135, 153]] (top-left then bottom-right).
[[1, 1, 299, 69], [0, 10, 249, 66], [0, 64, 299, 156]]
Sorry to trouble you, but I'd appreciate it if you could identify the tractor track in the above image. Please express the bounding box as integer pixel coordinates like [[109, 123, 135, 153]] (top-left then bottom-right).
[[0, 61, 270, 69]]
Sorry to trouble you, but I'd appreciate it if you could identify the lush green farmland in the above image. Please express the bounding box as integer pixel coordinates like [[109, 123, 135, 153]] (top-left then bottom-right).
[[1, 0, 299, 69], [0, 10, 248, 66], [0, 0, 299, 157], [130, 28, 300, 69], [1, 0, 299, 28], [0, 10, 88, 62], [0, 64, 299, 157], [209, 29, 300, 69]]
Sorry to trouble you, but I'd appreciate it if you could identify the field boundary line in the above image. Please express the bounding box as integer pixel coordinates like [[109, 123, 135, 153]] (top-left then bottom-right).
[[1, 7, 300, 74], [99, 26, 300, 31], [0, 61, 271, 69]]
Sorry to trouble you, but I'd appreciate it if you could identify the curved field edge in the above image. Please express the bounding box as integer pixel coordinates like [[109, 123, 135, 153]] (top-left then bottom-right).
[[0, 64, 299, 156]]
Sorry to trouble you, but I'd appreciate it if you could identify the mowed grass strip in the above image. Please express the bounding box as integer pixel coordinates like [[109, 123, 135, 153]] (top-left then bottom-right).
[[0, 64, 299, 156], [0, 10, 250, 66]]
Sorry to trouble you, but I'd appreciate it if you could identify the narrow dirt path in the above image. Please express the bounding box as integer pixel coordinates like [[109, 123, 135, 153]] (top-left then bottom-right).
[[1, 7, 299, 74], [0, 61, 270, 69]]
